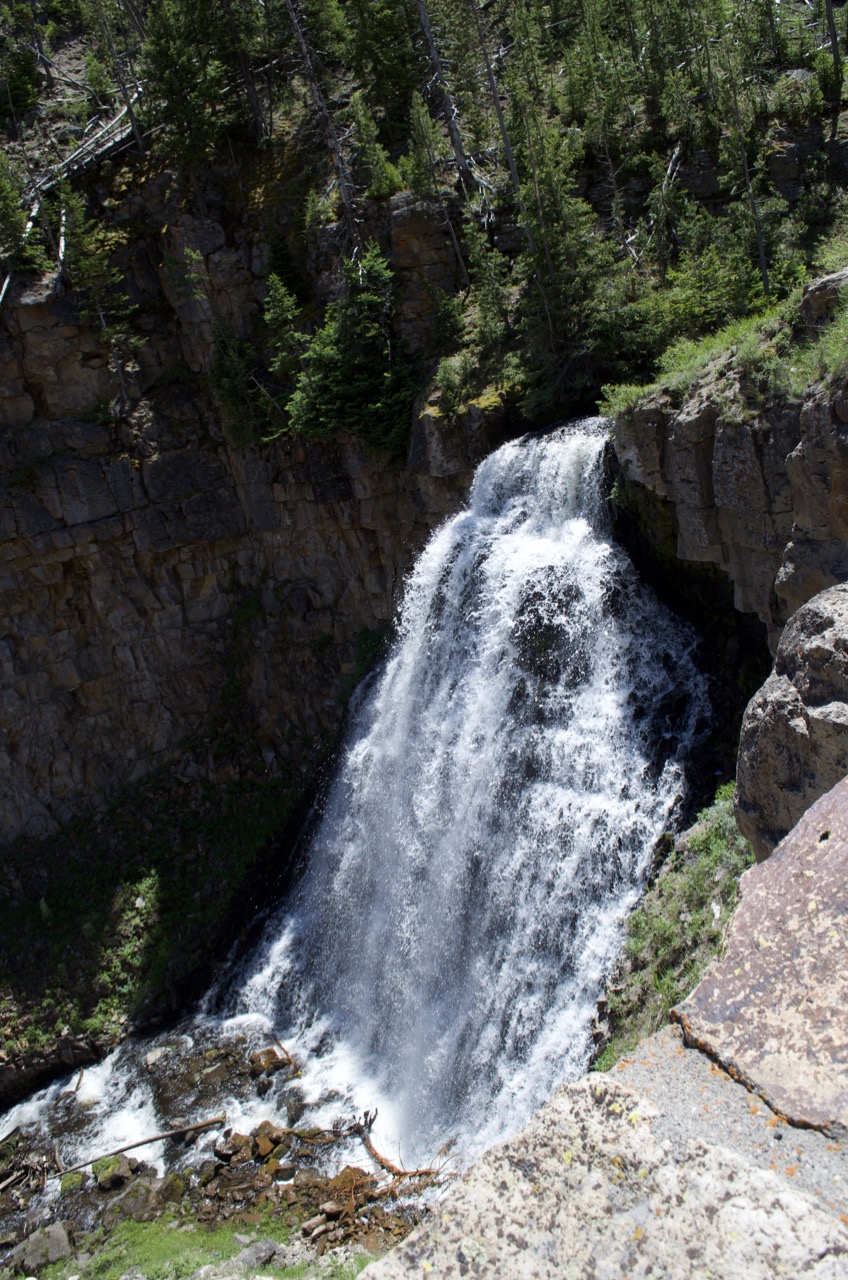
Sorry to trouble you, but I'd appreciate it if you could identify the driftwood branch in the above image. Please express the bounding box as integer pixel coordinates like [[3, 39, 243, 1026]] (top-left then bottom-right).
[[56, 1115, 226, 1177], [348, 1124, 438, 1181], [296, 1108, 439, 1182], [0, 1169, 25, 1194], [272, 1038, 295, 1069]]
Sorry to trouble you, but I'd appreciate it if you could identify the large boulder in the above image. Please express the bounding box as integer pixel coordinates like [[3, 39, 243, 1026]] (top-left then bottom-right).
[[736, 583, 848, 860], [677, 773, 848, 1131], [6, 1222, 73, 1273]]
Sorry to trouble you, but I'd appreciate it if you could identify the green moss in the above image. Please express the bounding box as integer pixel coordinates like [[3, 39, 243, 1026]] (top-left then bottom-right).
[[59, 1171, 85, 1194], [469, 385, 503, 411], [93, 1156, 125, 1186], [593, 783, 755, 1071], [0, 766, 300, 1061]]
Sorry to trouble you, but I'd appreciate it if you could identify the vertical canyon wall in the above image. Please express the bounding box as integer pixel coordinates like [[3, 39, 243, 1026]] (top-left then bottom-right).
[[0, 169, 509, 843]]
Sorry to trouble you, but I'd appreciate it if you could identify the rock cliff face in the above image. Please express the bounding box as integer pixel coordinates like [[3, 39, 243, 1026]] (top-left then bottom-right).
[[613, 278, 848, 854], [0, 394, 501, 843], [613, 382, 802, 651], [0, 172, 505, 844], [613, 283, 848, 654]]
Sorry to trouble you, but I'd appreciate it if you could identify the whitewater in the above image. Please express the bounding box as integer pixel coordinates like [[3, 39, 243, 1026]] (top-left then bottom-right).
[[1, 421, 709, 1176]]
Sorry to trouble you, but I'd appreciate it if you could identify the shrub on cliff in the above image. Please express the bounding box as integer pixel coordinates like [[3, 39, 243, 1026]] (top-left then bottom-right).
[[287, 243, 418, 456], [593, 782, 754, 1070]]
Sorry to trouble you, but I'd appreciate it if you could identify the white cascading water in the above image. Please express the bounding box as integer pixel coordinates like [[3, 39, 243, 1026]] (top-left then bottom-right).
[[215, 419, 709, 1162], [0, 420, 710, 1176]]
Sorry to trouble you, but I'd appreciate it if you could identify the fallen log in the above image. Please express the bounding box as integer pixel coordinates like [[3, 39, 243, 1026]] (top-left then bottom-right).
[[348, 1121, 438, 1182], [0, 1170, 25, 1194], [295, 1110, 440, 1182], [56, 1114, 226, 1177]]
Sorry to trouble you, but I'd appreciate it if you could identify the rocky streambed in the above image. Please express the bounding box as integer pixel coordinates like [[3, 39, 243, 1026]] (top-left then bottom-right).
[[0, 1035, 443, 1280]]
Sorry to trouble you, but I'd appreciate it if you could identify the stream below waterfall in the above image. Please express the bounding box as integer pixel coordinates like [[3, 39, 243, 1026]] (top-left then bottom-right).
[[2, 420, 711, 1188]]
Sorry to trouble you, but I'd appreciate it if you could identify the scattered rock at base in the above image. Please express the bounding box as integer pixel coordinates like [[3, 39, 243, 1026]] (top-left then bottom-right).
[[736, 582, 848, 859], [144, 1047, 171, 1071], [248, 1048, 288, 1078], [93, 1154, 134, 1190], [212, 1133, 255, 1165], [676, 774, 848, 1131], [6, 1221, 73, 1273]]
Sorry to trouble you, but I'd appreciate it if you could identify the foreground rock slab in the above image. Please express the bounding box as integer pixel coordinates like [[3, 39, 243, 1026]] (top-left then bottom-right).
[[613, 1026, 848, 1215], [677, 774, 848, 1132], [362, 1073, 848, 1279]]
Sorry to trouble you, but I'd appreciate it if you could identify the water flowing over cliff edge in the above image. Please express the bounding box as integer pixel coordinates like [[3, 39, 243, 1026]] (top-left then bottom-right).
[[3, 421, 709, 1175]]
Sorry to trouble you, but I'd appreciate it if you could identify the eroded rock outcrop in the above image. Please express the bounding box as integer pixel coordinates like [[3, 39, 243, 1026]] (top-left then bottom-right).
[[735, 583, 848, 858], [613, 302, 848, 653]]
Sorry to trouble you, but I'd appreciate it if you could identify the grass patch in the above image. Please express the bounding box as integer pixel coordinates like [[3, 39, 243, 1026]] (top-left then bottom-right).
[[593, 782, 754, 1071], [784, 293, 848, 392], [599, 310, 780, 419], [34, 1213, 372, 1280], [601, 247, 848, 423]]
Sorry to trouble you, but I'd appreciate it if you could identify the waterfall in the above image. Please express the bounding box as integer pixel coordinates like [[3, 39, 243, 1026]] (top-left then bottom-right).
[[1, 420, 710, 1176], [217, 420, 709, 1163]]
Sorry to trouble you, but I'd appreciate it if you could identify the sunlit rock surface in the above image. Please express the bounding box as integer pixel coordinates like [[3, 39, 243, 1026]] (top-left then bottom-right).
[[363, 775, 848, 1278], [678, 774, 848, 1130], [363, 1070, 848, 1279]]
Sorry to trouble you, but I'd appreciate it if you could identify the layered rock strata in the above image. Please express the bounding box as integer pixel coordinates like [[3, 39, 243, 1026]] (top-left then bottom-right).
[[0, 389, 501, 842], [613, 276, 848, 653], [0, 171, 501, 843]]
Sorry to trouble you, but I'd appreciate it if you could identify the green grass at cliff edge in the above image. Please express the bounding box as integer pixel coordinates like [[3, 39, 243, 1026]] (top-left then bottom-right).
[[593, 783, 754, 1071]]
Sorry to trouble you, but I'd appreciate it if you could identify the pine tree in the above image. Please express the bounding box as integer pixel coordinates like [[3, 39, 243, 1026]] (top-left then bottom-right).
[[288, 244, 416, 452], [346, 0, 420, 148]]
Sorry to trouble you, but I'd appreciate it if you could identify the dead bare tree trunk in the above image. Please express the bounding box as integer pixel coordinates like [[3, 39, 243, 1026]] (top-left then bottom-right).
[[119, 0, 147, 42], [825, 0, 843, 96], [220, 0, 270, 141], [29, 2, 54, 90], [466, 0, 556, 349], [415, 0, 475, 193], [466, 0, 538, 257], [282, 0, 359, 248], [99, 15, 145, 153], [728, 82, 769, 298]]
